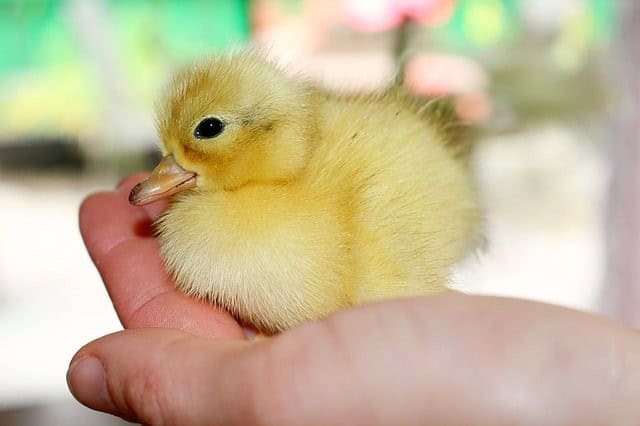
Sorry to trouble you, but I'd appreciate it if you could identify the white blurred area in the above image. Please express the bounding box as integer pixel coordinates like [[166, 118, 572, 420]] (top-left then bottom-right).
[[454, 125, 607, 310], [0, 175, 121, 408], [0, 0, 614, 416]]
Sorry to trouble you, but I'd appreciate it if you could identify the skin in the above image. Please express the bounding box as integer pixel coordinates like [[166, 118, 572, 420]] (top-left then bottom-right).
[[69, 175, 640, 425]]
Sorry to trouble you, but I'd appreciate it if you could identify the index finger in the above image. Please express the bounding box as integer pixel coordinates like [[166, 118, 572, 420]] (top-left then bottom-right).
[[79, 174, 244, 339]]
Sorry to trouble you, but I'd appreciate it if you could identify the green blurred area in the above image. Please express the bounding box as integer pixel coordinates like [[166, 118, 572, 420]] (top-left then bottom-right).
[[0, 0, 250, 140], [429, 0, 615, 50], [0, 0, 250, 72]]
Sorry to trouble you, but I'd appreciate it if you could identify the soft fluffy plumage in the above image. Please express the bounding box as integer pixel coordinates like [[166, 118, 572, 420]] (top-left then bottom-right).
[[134, 50, 481, 334]]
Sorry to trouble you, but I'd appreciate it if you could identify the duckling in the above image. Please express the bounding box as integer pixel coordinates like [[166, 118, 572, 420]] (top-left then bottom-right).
[[129, 50, 480, 335]]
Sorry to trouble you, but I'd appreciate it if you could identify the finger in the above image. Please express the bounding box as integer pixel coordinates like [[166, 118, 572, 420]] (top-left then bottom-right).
[[80, 176, 243, 339], [67, 326, 365, 426], [79, 191, 152, 264], [97, 237, 242, 338], [67, 329, 256, 425]]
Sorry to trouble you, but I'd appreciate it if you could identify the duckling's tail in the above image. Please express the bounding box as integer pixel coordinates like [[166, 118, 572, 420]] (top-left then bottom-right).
[[417, 95, 474, 162], [387, 85, 475, 163]]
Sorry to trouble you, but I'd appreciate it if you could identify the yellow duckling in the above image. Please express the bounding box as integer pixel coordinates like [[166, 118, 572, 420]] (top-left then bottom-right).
[[130, 50, 480, 334]]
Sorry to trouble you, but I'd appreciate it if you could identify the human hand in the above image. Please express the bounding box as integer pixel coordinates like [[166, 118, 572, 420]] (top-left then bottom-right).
[[67, 293, 640, 425], [72, 176, 640, 425], [78, 174, 244, 339]]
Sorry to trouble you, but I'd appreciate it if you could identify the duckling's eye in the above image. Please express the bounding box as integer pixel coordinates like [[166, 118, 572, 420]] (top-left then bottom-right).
[[194, 117, 225, 139]]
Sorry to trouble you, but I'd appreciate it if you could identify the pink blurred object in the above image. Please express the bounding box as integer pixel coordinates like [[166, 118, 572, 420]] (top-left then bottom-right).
[[454, 92, 492, 123], [405, 54, 488, 95], [343, 0, 457, 32], [406, 54, 491, 123]]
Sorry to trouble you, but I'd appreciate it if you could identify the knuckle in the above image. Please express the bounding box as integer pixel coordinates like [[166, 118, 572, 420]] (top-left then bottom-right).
[[122, 365, 175, 425]]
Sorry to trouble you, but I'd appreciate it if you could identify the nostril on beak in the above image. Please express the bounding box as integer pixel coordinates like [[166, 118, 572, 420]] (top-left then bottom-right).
[[129, 183, 142, 204]]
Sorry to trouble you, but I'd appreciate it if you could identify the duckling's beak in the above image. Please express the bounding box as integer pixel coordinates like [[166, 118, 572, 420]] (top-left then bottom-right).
[[129, 155, 197, 206]]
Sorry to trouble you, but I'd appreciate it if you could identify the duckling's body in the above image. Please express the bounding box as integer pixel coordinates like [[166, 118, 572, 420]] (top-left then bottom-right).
[[132, 51, 480, 334]]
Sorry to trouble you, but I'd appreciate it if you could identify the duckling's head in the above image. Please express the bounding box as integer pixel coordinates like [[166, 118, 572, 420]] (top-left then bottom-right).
[[130, 51, 316, 205]]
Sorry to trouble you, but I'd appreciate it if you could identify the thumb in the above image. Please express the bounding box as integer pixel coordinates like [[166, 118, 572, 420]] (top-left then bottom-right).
[[67, 329, 266, 425]]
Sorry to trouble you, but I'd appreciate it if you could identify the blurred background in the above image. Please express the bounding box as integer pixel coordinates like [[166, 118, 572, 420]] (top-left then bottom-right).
[[0, 0, 635, 423]]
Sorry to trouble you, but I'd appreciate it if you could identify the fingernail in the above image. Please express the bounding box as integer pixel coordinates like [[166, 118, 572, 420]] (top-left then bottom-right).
[[67, 356, 113, 411]]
